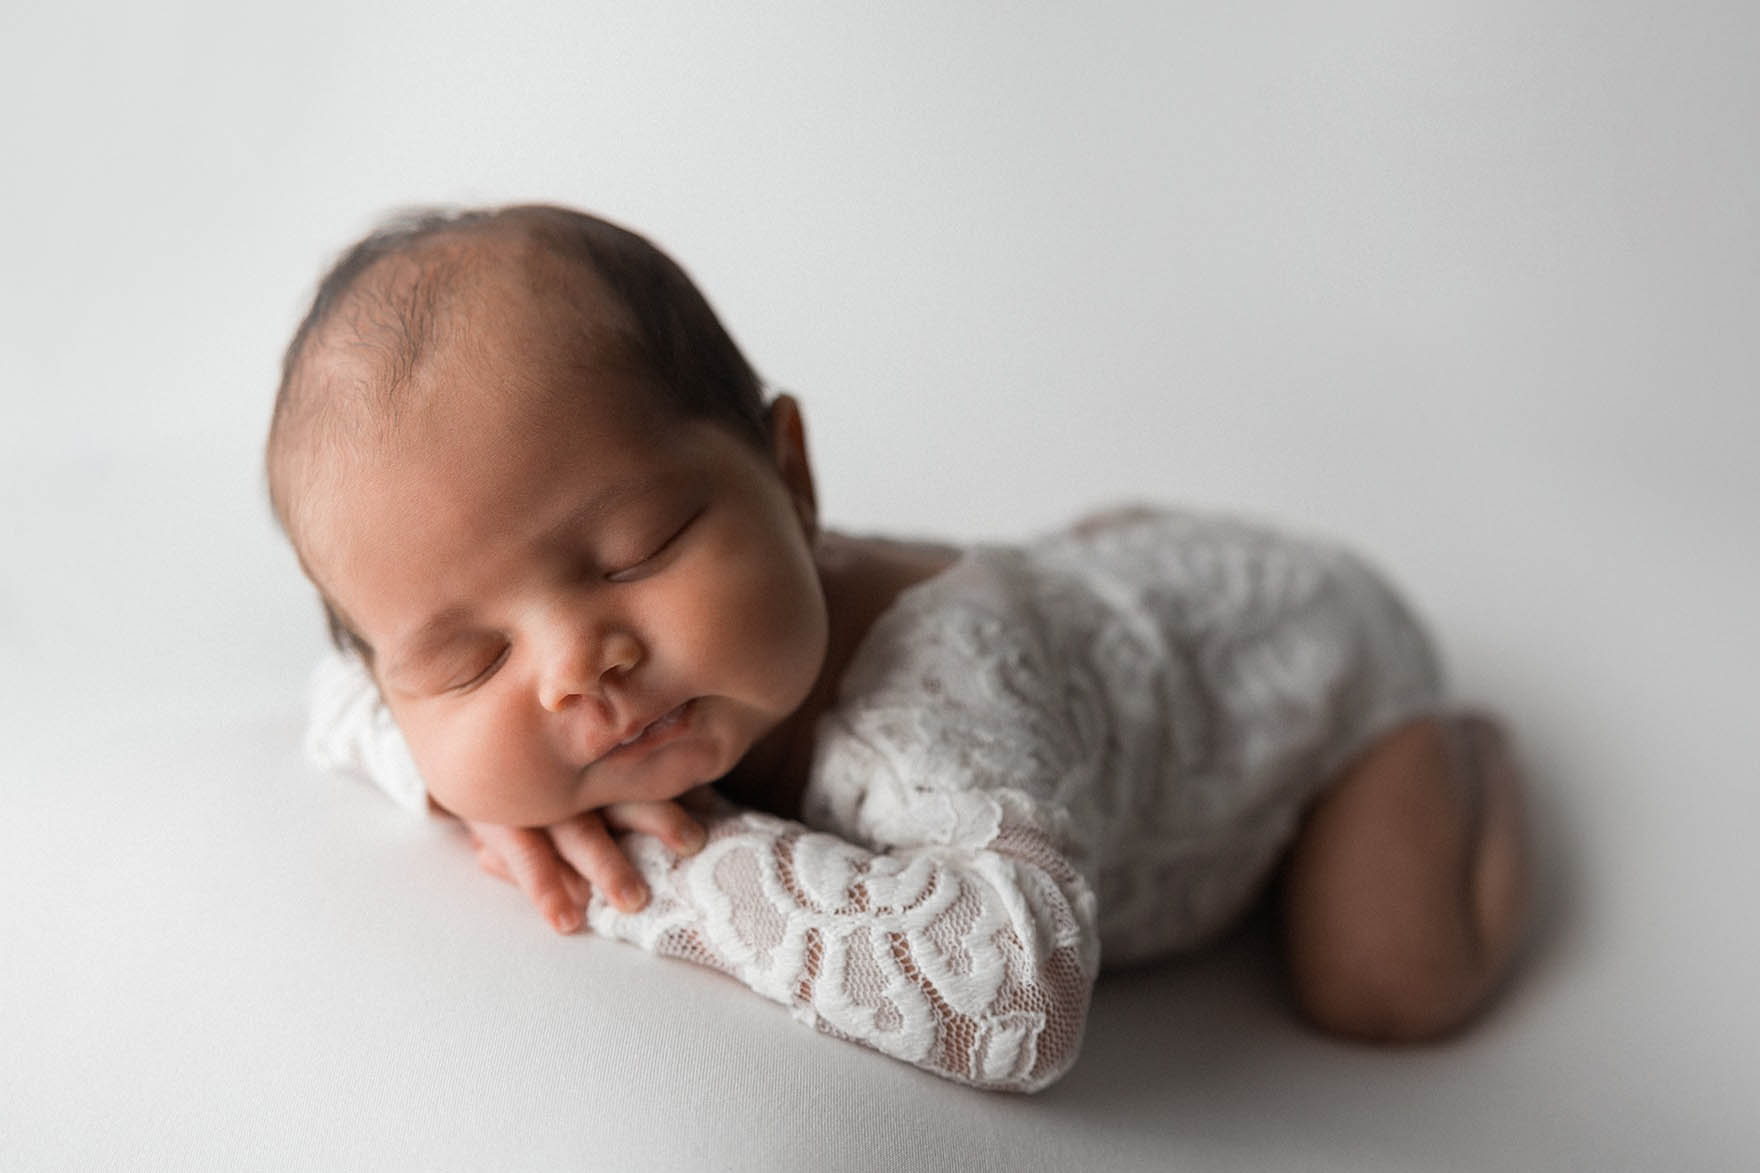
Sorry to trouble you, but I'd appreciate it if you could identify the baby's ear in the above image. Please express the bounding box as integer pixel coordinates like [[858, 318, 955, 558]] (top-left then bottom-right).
[[767, 394, 818, 537]]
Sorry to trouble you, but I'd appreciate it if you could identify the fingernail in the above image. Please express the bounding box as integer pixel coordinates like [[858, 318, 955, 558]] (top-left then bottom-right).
[[681, 825, 707, 854], [553, 908, 581, 934], [617, 882, 648, 912]]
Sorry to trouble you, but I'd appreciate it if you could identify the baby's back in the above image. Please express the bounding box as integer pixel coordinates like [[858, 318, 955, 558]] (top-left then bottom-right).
[[802, 507, 1443, 967]]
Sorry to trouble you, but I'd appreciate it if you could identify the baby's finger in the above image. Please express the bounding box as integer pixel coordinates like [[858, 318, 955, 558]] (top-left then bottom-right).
[[560, 865, 593, 909], [485, 834, 590, 912], [475, 842, 513, 883], [470, 823, 590, 905], [550, 813, 649, 913], [601, 799, 708, 856], [480, 823, 583, 935]]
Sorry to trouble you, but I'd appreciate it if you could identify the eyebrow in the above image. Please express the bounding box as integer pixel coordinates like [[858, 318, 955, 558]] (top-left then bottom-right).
[[532, 474, 670, 557], [379, 473, 670, 682]]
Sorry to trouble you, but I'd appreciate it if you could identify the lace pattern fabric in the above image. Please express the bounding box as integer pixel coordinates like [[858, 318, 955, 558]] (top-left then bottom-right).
[[588, 795, 1095, 1091], [803, 508, 1442, 965]]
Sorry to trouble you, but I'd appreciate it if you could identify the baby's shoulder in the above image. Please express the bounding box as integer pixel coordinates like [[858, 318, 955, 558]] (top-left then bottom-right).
[[803, 545, 1090, 850]]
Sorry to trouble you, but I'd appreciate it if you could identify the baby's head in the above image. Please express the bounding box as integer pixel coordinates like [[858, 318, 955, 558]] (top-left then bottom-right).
[[268, 205, 828, 826]]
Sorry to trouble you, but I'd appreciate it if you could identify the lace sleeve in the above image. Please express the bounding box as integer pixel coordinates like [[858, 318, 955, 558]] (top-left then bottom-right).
[[304, 650, 429, 815], [587, 795, 1099, 1093]]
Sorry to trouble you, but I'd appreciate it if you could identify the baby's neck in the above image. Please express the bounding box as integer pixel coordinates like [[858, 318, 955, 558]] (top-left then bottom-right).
[[717, 529, 960, 818]]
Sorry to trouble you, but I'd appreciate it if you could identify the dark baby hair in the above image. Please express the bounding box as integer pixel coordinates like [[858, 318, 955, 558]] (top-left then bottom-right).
[[267, 203, 772, 657]]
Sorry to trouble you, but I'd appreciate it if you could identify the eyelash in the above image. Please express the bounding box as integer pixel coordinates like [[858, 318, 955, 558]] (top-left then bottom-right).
[[452, 644, 509, 693], [604, 508, 701, 583]]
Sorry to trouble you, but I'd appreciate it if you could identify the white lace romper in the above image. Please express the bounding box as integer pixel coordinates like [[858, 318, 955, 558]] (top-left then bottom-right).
[[307, 507, 1444, 1092]]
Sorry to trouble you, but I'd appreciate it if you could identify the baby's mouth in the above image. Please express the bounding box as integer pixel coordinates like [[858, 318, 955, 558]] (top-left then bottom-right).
[[595, 699, 695, 763]]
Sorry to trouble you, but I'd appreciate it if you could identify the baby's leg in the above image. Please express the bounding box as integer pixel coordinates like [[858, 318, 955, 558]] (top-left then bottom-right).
[[1279, 715, 1530, 1041]]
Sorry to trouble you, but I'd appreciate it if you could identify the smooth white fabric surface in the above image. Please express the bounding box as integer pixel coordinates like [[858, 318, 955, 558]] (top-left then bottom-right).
[[4, 2, 1757, 1169]]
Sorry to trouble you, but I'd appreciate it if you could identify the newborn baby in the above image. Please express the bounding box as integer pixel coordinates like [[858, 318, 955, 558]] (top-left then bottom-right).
[[268, 204, 1529, 1091]]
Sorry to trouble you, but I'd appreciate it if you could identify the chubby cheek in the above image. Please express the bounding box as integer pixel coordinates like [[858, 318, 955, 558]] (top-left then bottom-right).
[[398, 697, 559, 826], [737, 560, 826, 703], [685, 523, 826, 712]]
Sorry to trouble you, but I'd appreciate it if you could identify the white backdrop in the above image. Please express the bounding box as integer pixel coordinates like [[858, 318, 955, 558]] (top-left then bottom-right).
[[3, 3, 1756, 1170]]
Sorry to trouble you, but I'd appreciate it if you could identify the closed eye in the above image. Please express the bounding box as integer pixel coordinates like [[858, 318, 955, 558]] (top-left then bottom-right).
[[450, 644, 510, 692], [605, 507, 703, 583]]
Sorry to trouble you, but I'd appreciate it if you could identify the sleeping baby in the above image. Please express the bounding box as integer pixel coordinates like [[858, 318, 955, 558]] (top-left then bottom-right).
[[267, 204, 1529, 1092]]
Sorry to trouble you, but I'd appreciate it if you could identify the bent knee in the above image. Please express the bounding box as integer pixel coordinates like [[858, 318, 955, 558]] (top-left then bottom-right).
[[1290, 941, 1481, 1042], [1282, 713, 1532, 1043], [1284, 848, 1509, 1043]]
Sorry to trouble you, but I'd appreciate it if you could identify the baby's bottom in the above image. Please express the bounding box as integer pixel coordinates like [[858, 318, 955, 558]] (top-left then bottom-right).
[[1279, 713, 1530, 1041]]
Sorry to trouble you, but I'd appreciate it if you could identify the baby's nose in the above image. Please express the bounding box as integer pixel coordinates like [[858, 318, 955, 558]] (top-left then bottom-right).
[[538, 626, 643, 713]]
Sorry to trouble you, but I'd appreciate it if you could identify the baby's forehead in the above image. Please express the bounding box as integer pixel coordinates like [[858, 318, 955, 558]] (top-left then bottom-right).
[[296, 306, 661, 519], [299, 361, 698, 627]]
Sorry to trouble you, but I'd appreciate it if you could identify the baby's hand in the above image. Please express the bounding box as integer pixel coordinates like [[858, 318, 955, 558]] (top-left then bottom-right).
[[461, 798, 708, 934]]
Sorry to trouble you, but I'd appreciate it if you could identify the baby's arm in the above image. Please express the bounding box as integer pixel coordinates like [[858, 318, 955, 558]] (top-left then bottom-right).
[[306, 649, 1098, 1089], [585, 792, 1098, 1093]]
